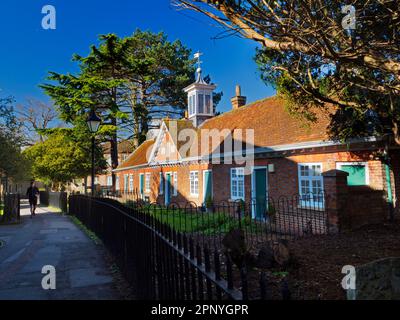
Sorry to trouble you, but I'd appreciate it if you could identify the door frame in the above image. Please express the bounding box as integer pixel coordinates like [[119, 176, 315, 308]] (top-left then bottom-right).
[[202, 169, 213, 204], [165, 172, 171, 206], [251, 166, 268, 219], [139, 173, 144, 199]]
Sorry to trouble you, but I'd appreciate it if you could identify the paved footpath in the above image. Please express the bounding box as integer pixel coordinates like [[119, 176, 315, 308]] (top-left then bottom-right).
[[0, 200, 120, 300]]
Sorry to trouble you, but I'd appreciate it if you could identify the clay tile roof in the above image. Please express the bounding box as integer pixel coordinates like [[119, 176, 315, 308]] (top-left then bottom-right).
[[116, 140, 155, 169], [199, 96, 331, 148]]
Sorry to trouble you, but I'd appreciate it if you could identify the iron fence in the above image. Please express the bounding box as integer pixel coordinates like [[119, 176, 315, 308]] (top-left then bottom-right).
[[69, 193, 327, 300], [100, 190, 328, 247], [1, 193, 20, 224]]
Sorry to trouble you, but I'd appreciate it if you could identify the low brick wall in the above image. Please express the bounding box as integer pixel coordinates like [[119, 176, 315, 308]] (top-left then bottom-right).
[[343, 186, 387, 230]]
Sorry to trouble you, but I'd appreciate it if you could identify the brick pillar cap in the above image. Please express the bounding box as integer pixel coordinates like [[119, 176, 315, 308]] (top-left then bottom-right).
[[322, 169, 349, 177]]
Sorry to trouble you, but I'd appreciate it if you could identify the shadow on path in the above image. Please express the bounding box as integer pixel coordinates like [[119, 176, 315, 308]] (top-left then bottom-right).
[[0, 200, 120, 300]]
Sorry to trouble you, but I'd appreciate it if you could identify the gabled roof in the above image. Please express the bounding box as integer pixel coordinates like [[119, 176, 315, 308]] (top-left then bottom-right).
[[115, 140, 155, 170], [115, 96, 332, 171], [164, 119, 197, 158], [200, 96, 330, 148]]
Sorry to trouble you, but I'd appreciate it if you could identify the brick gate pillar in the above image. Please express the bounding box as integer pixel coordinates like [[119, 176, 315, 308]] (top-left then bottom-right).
[[322, 169, 349, 233]]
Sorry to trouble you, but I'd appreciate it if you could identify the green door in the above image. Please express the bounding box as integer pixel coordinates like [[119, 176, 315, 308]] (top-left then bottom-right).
[[165, 173, 171, 206], [139, 174, 144, 198], [340, 165, 366, 186], [254, 168, 267, 219], [203, 171, 212, 203]]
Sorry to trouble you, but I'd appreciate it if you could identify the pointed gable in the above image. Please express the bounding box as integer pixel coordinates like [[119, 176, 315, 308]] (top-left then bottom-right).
[[116, 140, 155, 170]]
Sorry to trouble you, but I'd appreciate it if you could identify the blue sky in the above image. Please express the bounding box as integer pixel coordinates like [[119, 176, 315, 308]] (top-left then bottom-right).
[[0, 0, 275, 114]]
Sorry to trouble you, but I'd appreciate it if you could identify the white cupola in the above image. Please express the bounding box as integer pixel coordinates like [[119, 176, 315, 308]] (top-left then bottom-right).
[[183, 52, 216, 127]]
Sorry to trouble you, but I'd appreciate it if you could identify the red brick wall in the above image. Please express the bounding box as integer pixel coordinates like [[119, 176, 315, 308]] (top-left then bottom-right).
[[344, 186, 387, 229], [115, 149, 389, 210]]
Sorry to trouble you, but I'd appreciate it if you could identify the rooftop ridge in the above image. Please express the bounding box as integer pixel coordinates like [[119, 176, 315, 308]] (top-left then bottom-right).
[[199, 95, 278, 128]]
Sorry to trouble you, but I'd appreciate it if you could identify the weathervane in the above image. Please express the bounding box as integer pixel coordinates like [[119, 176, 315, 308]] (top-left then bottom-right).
[[194, 51, 203, 69]]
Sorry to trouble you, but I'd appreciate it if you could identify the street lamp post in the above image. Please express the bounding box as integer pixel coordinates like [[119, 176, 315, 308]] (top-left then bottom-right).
[[86, 109, 101, 196]]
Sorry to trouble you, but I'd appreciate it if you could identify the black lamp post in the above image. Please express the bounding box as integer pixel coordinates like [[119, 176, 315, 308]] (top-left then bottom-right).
[[86, 109, 101, 196]]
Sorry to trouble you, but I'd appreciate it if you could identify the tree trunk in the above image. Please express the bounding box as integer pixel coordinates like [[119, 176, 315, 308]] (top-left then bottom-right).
[[110, 116, 119, 193]]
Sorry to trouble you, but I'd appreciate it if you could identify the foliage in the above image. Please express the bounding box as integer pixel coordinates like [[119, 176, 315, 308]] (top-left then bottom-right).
[[23, 124, 107, 187], [41, 30, 201, 145], [177, 1, 400, 143], [125, 203, 264, 235], [0, 96, 29, 181]]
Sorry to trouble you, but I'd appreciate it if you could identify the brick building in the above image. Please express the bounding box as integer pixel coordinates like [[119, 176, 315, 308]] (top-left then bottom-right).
[[113, 65, 398, 226]]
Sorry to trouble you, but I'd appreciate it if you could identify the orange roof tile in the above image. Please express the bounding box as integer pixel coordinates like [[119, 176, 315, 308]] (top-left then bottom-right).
[[200, 96, 331, 148], [116, 140, 155, 169]]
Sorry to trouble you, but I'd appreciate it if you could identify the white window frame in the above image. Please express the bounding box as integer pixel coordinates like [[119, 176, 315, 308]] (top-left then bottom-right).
[[189, 171, 199, 197], [173, 172, 178, 196], [205, 95, 212, 114], [336, 162, 370, 185], [297, 163, 324, 208], [124, 174, 129, 192], [188, 94, 196, 116], [116, 176, 120, 191], [107, 176, 112, 187], [129, 174, 134, 192], [145, 173, 151, 193], [230, 168, 245, 201]]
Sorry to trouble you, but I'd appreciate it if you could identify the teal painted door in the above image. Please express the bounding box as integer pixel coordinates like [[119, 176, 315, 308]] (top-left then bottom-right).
[[254, 168, 267, 219], [340, 165, 366, 186], [203, 171, 212, 203], [139, 174, 144, 198], [165, 173, 171, 206]]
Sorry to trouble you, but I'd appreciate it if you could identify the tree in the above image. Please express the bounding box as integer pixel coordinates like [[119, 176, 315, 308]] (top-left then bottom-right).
[[0, 96, 28, 184], [41, 30, 198, 190], [16, 99, 59, 144], [23, 124, 107, 189], [175, 1, 400, 144]]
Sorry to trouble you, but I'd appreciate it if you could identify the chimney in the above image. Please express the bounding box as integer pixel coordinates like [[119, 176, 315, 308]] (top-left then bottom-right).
[[231, 85, 247, 110]]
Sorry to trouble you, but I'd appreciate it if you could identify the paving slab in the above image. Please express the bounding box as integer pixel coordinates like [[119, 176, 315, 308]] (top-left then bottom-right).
[[0, 200, 120, 300]]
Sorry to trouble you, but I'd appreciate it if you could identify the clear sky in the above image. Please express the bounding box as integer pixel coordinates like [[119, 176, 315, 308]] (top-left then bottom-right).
[[0, 0, 275, 114]]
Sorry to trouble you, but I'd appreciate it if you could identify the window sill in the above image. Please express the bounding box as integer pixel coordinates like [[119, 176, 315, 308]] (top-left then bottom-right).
[[297, 205, 325, 212]]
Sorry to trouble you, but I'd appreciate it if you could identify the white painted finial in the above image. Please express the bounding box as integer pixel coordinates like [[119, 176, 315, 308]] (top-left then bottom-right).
[[194, 51, 204, 83]]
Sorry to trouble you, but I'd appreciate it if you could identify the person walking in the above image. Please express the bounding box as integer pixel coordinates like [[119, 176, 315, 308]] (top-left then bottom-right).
[[26, 181, 40, 218]]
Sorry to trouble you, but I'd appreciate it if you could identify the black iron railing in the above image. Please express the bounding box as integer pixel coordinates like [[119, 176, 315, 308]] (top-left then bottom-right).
[[69, 194, 326, 300], [1, 193, 20, 224]]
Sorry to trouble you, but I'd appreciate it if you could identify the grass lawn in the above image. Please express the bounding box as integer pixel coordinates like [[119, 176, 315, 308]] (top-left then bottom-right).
[[127, 203, 265, 236]]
